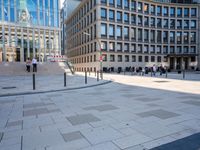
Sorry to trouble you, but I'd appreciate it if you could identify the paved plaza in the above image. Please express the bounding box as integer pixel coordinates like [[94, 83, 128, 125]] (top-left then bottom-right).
[[0, 71, 200, 150]]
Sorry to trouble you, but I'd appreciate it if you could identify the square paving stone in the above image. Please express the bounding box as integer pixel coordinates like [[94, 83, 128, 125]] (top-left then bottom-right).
[[137, 109, 180, 119], [23, 102, 45, 109], [66, 114, 101, 125], [6, 120, 23, 128], [84, 104, 119, 112], [182, 101, 200, 107], [23, 108, 48, 117], [62, 131, 83, 142]]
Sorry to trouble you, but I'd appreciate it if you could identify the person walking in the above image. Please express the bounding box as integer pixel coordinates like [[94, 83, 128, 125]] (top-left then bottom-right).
[[153, 65, 156, 76], [32, 58, 37, 72], [26, 57, 31, 72]]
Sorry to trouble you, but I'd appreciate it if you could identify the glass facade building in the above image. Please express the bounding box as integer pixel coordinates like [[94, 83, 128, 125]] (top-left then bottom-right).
[[66, 0, 200, 72], [0, 0, 61, 62]]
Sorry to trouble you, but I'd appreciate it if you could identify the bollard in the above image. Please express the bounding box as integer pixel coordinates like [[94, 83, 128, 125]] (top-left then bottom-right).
[[151, 70, 152, 77], [33, 73, 35, 90], [85, 71, 87, 84], [95, 71, 96, 77], [64, 72, 66, 87], [97, 71, 99, 81], [183, 70, 185, 79], [165, 71, 168, 78], [89, 71, 91, 76], [101, 70, 103, 80]]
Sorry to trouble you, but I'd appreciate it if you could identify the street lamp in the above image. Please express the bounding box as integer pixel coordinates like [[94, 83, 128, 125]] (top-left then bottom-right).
[[83, 32, 103, 78]]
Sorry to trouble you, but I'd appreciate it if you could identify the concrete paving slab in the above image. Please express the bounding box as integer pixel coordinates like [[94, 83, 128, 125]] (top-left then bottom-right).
[[81, 142, 120, 150], [83, 104, 119, 112], [137, 109, 180, 119], [6, 120, 22, 128], [66, 114, 101, 126], [23, 108, 48, 117], [62, 131, 83, 142], [182, 100, 200, 106]]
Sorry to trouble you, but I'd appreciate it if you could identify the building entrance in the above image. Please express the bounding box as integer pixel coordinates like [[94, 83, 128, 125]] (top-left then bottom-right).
[[16, 48, 20, 62]]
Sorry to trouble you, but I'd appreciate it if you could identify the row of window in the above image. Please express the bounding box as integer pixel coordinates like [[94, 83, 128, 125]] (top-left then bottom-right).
[[101, 24, 196, 44], [101, 0, 197, 18], [71, 54, 164, 64], [101, 8, 197, 29]]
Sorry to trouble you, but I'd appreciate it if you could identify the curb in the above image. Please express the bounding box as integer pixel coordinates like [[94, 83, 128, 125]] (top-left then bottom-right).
[[0, 80, 112, 98]]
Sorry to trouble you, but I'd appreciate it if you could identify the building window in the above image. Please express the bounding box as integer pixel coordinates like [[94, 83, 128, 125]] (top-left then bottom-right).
[[170, 7, 175, 17], [117, 0, 122, 8], [124, 0, 129, 9], [138, 29, 142, 41], [150, 17, 155, 27], [184, 20, 189, 29], [138, 15, 143, 26], [101, 8, 107, 19], [157, 45, 161, 53], [163, 7, 168, 16], [184, 46, 189, 53], [124, 13, 129, 23], [151, 56, 155, 62], [124, 27, 129, 39], [138, 2, 142, 12], [170, 19, 175, 29], [109, 42, 115, 51], [170, 31, 175, 43], [117, 43, 122, 51], [101, 0, 106, 4], [150, 30, 155, 42], [131, 44, 136, 52], [131, 28, 136, 40], [101, 23, 107, 37], [131, 0, 136, 11], [132, 55, 136, 62], [163, 46, 168, 54], [191, 56, 196, 62], [144, 16, 149, 26], [109, 10, 114, 21], [125, 55, 129, 62], [177, 8, 182, 17], [177, 32, 182, 44], [124, 43, 129, 52], [157, 6, 161, 16], [177, 20, 182, 29], [163, 19, 168, 28], [150, 45, 155, 53], [117, 11, 122, 22], [191, 8, 196, 17], [144, 3, 149, 14], [109, 0, 114, 6], [101, 41, 107, 50], [157, 18, 162, 28], [184, 32, 189, 43], [191, 20, 196, 29], [191, 46, 196, 53], [170, 46, 175, 53], [131, 14, 136, 24], [191, 32, 196, 43], [109, 24, 115, 37], [177, 46, 182, 53], [145, 56, 149, 62], [144, 45, 149, 53], [117, 26, 122, 39], [184, 8, 189, 17], [138, 44, 142, 53], [138, 56, 143, 62], [163, 31, 168, 43], [151, 5, 155, 15], [144, 29, 149, 42], [157, 56, 161, 62], [110, 54, 115, 62], [118, 55, 122, 62], [103, 54, 107, 61]]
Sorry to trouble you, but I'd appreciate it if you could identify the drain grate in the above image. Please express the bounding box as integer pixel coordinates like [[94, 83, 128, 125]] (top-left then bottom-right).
[[154, 81, 170, 83], [2, 87, 16, 89]]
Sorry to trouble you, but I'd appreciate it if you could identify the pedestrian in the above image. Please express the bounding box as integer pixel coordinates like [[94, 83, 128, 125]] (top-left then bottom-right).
[[159, 64, 163, 76], [26, 57, 31, 72], [153, 65, 156, 76], [32, 57, 37, 72]]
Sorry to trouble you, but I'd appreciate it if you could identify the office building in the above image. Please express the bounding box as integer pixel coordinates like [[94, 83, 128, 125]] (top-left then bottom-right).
[[0, 0, 61, 62], [65, 0, 200, 72]]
